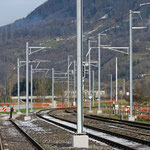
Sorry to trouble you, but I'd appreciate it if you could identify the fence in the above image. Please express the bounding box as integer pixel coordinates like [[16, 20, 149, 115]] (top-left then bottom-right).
[[133, 104, 150, 120], [1, 102, 149, 120], [109, 104, 150, 120]]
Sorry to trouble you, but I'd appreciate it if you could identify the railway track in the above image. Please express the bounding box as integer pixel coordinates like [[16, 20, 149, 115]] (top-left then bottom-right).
[[67, 109, 150, 135], [65, 109, 150, 137], [87, 114, 150, 130], [9, 119, 45, 150], [0, 133, 3, 150], [37, 109, 150, 150], [66, 109, 150, 130]]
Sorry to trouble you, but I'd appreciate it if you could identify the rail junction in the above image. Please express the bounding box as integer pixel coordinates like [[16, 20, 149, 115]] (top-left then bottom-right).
[[0, 108, 150, 150]]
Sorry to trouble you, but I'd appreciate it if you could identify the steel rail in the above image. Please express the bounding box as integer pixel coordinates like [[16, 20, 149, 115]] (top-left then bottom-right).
[[87, 115, 150, 130], [36, 110, 137, 150], [9, 119, 45, 150], [65, 109, 150, 137], [48, 112, 150, 147], [71, 109, 150, 130], [0, 133, 4, 150]]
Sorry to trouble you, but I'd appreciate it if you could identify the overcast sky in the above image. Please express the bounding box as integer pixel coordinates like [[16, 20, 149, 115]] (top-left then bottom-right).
[[0, 0, 47, 27]]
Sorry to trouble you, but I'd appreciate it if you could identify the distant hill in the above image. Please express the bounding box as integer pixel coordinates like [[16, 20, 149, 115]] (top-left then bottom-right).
[[0, 0, 150, 97], [1, 0, 147, 39]]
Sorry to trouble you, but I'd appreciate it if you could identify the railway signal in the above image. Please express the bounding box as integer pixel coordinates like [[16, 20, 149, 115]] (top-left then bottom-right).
[[2, 107, 6, 112]]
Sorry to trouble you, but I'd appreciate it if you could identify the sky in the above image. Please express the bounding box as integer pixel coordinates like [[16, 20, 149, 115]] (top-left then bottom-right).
[[0, 0, 47, 27]]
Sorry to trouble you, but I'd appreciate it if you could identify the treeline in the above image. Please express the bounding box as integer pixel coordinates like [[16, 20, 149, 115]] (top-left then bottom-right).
[[11, 77, 67, 99], [11, 78, 52, 96]]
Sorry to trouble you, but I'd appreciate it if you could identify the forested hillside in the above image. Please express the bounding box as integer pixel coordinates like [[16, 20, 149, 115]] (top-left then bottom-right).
[[0, 0, 150, 101]]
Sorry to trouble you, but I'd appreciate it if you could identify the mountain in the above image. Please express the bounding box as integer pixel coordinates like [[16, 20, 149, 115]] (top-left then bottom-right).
[[0, 0, 150, 99], [2, 0, 147, 39]]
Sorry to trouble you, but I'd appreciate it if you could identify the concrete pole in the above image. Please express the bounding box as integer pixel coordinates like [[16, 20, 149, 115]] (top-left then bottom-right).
[[98, 33, 102, 113], [73, 60, 76, 106], [77, 0, 83, 134], [88, 40, 92, 112], [129, 10, 134, 121], [17, 58, 20, 113], [110, 74, 112, 102], [92, 70, 95, 107], [67, 55, 70, 107], [52, 68, 54, 108], [26, 42, 29, 117], [30, 65, 33, 112]]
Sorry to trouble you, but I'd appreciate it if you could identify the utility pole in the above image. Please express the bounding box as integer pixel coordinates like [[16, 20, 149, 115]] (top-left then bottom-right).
[[67, 55, 70, 107], [129, 10, 133, 121], [129, 10, 136, 121], [73, 60, 76, 106], [17, 59, 26, 115], [77, 0, 83, 133], [88, 40, 92, 113], [25, 42, 30, 121], [52, 68, 55, 108], [92, 70, 95, 107], [73, 0, 89, 148], [24, 43, 51, 121], [97, 33, 102, 113], [128, 10, 146, 121], [30, 65, 33, 112], [115, 57, 118, 113], [110, 74, 112, 102], [116, 57, 118, 104], [17, 58, 21, 114], [123, 79, 126, 96]]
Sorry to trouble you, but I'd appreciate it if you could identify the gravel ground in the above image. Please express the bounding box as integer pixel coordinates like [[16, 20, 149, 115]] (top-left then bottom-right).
[[0, 119, 35, 150], [50, 109, 150, 142], [2, 108, 149, 150], [16, 114, 113, 150]]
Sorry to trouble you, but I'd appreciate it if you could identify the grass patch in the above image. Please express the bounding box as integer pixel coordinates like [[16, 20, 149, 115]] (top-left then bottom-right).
[[0, 108, 41, 115], [93, 100, 129, 107]]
